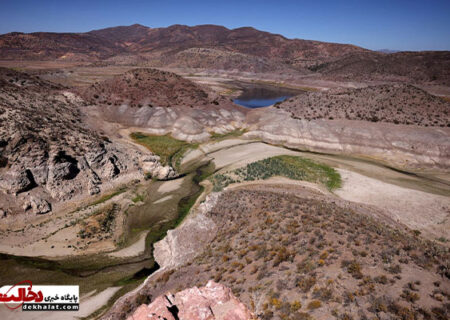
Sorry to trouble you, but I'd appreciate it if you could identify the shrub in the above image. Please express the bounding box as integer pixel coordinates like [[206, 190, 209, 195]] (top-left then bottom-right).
[[374, 275, 388, 284], [401, 289, 420, 303], [341, 260, 363, 279], [312, 287, 333, 301], [387, 264, 402, 274], [291, 312, 313, 320], [290, 300, 302, 312], [307, 300, 322, 310], [370, 297, 388, 313], [297, 275, 317, 293], [270, 298, 282, 309]]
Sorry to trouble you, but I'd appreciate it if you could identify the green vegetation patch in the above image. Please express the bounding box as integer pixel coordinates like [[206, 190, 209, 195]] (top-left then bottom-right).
[[130, 132, 198, 167], [90, 187, 127, 206], [131, 193, 145, 203], [210, 155, 341, 191], [209, 129, 247, 141]]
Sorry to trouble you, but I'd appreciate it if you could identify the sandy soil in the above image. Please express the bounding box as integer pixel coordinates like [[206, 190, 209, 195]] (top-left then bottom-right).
[[157, 178, 185, 193], [209, 142, 298, 169], [206, 141, 450, 241], [108, 231, 149, 258], [181, 139, 257, 168], [180, 148, 205, 166], [335, 168, 450, 241], [200, 138, 253, 154], [226, 176, 329, 195], [153, 195, 174, 204], [0, 287, 122, 320], [0, 189, 131, 258]]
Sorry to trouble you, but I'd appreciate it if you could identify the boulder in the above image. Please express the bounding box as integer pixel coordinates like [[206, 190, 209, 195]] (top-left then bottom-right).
[[127, 281, 258, 320], [30, 197, 51, 214], [0, 169, 35, 195]]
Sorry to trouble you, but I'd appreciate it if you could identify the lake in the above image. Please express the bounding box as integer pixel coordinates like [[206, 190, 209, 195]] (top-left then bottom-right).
[[233, 84, 301, 108]]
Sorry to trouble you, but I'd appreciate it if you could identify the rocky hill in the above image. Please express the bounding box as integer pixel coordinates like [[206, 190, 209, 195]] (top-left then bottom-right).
[[159, 47, 300, 73], [0, 68, 170, 216], [105, 186, 450, 320], [76, 68, 235, 109], [0, 31, 124, 61], [113, 24, 366, 64], [276, 84, 450, 127], [311, 51, 450, 85]]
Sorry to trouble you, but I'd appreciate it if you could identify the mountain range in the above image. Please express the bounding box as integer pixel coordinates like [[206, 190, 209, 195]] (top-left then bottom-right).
[[1, 24, 449, 84]]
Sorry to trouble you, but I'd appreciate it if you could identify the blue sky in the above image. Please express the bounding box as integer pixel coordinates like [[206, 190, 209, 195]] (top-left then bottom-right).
[[0, 0, 449, 51]]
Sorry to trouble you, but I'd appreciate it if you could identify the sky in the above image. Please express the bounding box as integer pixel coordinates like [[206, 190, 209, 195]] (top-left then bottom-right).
[[0, 0, 449, 51]]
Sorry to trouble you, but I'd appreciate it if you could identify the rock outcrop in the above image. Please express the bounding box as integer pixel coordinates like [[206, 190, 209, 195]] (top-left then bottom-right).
[[127, 281, 258, 320], [154, 193, 219, 269], [80, 68, 248, 143], [0, 68, 172, 215], [99, 102, 246, 143], [102, 193, 220, 320]]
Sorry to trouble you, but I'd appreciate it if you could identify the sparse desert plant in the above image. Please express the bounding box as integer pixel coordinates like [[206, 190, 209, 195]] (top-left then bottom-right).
[[341, 260, 363, 279], [307, 300, 322, 310], [290, 300, 302, 312], [296, 275, 317, 293], [401, 289, 420, 303]]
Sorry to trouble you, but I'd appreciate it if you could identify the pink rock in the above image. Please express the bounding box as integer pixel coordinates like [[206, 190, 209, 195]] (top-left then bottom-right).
[[127, 280, 258, 320]]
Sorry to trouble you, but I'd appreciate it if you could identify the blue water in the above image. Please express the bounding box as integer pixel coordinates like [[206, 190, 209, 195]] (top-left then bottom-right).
[[232, 85, 298, 108], [233, 96, 290, 108]]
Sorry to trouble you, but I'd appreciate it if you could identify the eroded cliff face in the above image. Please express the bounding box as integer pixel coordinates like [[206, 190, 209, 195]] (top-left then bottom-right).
[[153, 193, 220, 269], [0, 68, 175, 216], [100, 101, 450, 171], [245, 107, 450, 170], [128, 281, 258, 320], [98, 102, 247, 143], [102, 193, 220, 320]]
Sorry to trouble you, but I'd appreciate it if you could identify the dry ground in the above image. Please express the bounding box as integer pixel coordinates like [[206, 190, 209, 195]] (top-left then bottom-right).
[[138, 185, 450, 320]]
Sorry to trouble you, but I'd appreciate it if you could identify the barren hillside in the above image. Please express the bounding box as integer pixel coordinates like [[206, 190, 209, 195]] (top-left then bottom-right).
[[276, 84, 450, 127], [311, 51, 450, 85], [1, 24, 449, 84], [107, 186, 450, 320], [76, 68, 235, 109]]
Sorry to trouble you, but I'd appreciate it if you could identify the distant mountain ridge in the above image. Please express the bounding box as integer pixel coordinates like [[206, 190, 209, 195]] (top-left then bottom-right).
[[0, 24, 367, 64], [0, 24, 449, 84]]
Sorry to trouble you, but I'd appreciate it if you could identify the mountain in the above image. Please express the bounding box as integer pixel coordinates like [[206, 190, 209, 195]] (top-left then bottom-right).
[[0, 24, 367, 68], [0, 31, 124, 61], [1, 24, 449, 84]]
